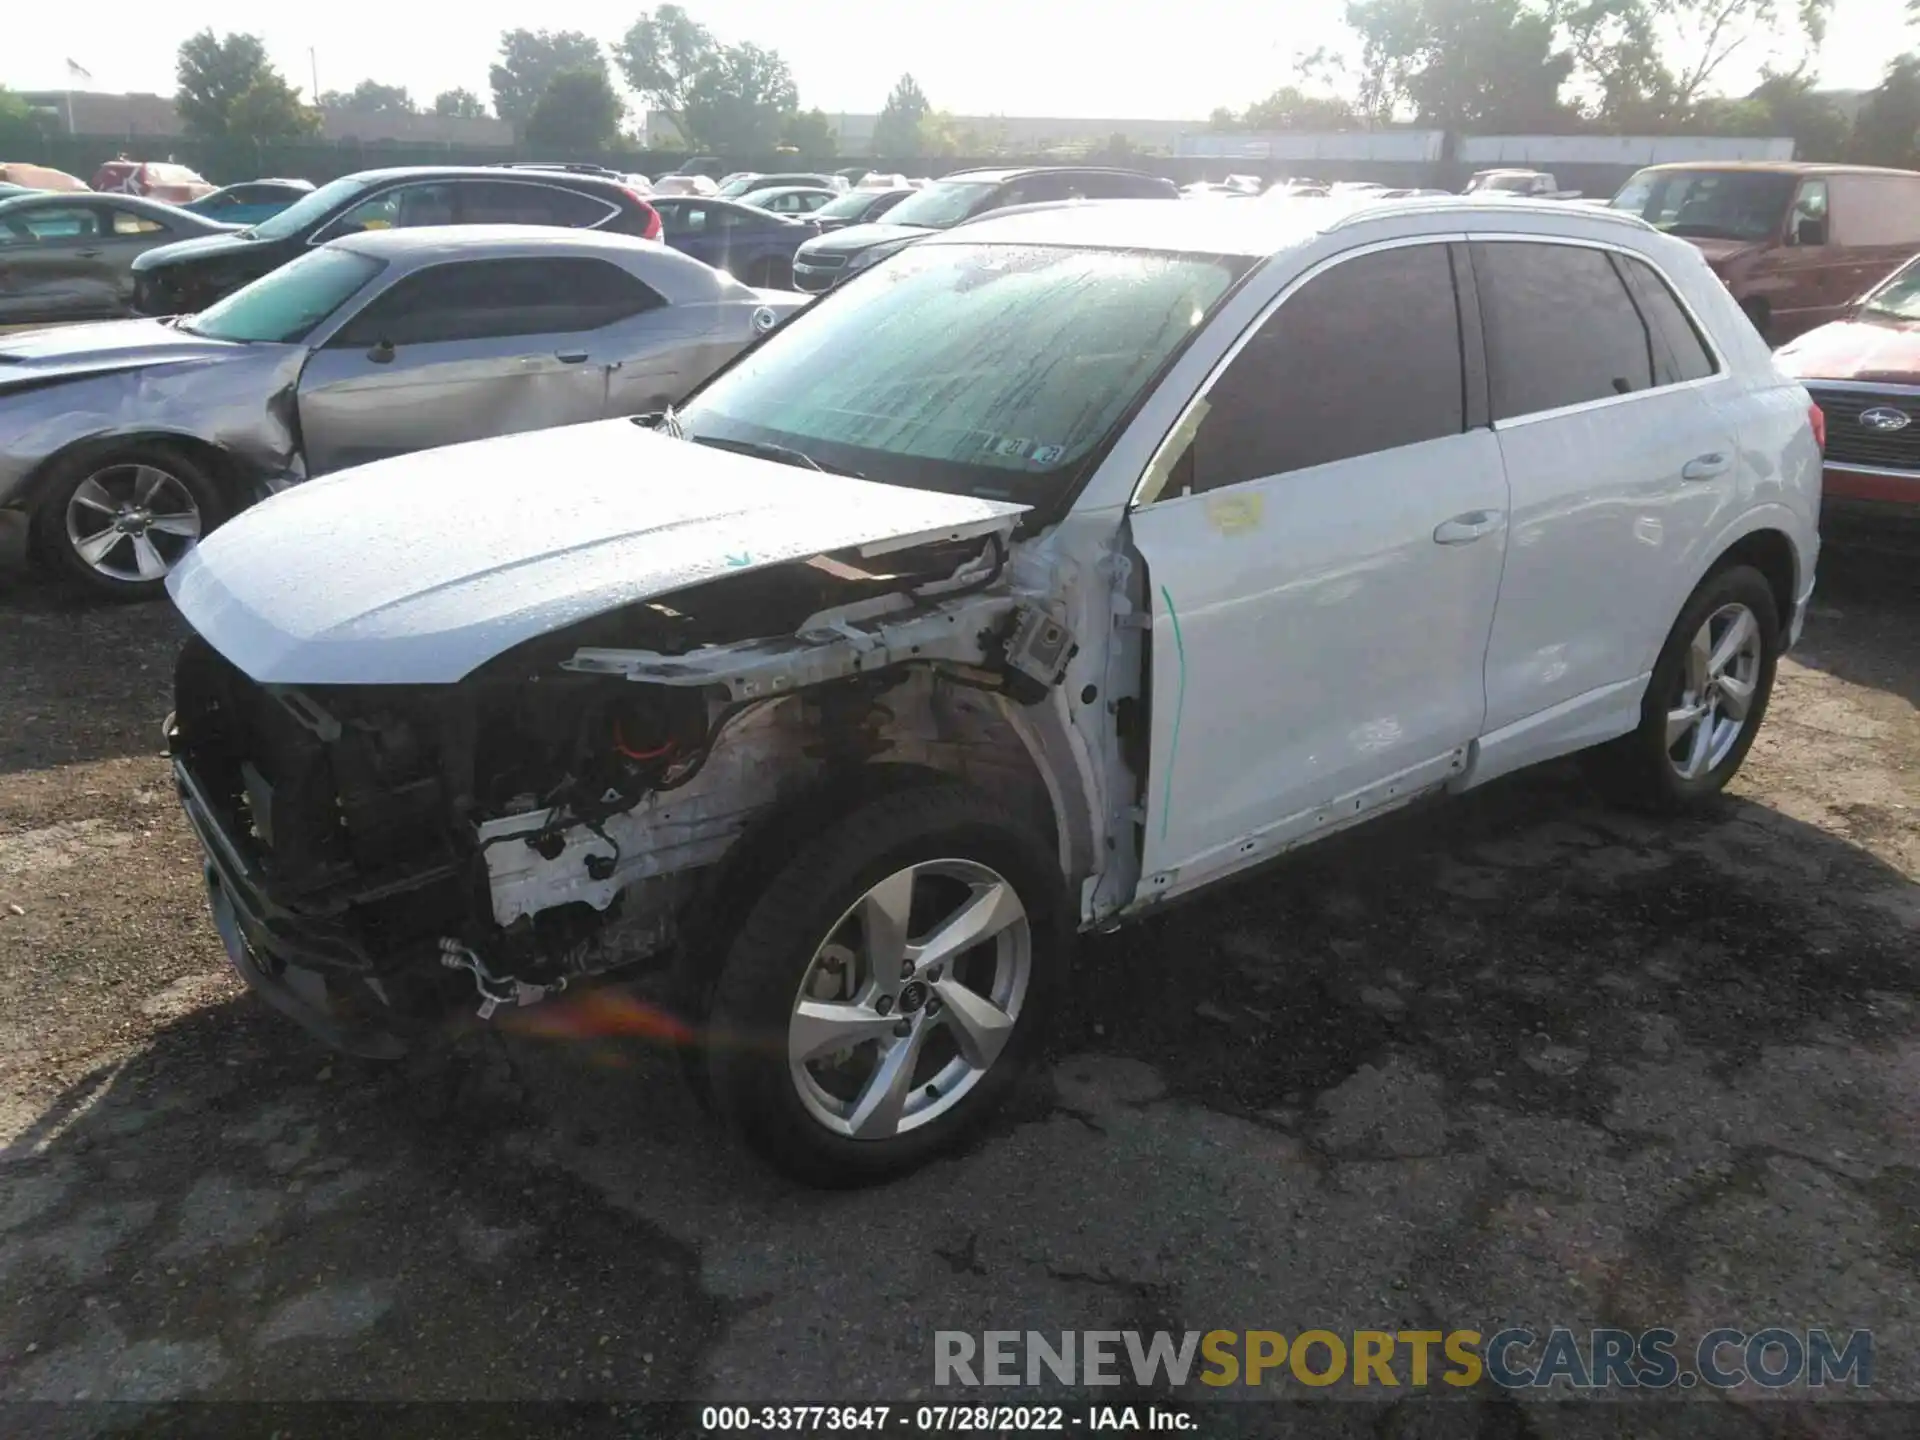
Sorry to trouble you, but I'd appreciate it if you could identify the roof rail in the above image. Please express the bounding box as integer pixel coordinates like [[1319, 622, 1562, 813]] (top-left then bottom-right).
[[1324, 196, 1655, 234]]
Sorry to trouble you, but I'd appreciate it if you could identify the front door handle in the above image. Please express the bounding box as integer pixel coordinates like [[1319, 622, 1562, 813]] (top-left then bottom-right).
[[74, 248, 101, 259], [1433, 510, 1504, 545], [1681, 452, 1730, 481], [555, 350, 590, 364]]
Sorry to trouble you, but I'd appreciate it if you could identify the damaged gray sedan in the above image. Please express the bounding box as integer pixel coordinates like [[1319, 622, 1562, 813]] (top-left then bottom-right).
[[0, 225, 803, 598]]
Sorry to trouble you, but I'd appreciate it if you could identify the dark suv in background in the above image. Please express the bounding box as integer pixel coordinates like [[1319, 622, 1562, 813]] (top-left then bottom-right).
[[791, 166, 1178, 292], [130, 166, 663, 315]]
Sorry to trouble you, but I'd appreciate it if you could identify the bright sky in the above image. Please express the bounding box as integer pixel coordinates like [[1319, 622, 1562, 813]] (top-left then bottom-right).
[[5, 0, 1915, 121]]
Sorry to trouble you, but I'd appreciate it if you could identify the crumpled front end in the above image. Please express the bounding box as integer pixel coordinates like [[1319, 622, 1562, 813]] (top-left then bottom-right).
[[168, 528, 1097, 1057]]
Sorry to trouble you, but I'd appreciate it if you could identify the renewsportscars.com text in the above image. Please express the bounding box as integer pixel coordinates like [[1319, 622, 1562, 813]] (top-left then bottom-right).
[[934, 1328, 1873, 1391]]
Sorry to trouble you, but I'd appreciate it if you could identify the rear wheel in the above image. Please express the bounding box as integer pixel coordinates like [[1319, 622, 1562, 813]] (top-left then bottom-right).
[[702, 783, 1065, 1187], [36, 445, 223, 601], [1587, 564, 1779, 812]]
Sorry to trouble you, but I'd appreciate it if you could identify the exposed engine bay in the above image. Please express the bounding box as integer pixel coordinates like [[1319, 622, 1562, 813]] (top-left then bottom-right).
[[167, 531, 1106, 1051]]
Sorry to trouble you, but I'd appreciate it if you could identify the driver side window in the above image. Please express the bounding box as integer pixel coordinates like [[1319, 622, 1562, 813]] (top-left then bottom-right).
[[316, 184, 457, 242], [1789, 179, 1829, 247], [331, 258, 663, 348]]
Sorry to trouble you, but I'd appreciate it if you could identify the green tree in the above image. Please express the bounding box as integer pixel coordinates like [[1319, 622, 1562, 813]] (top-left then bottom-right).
[[321, 80, 415, 114], [1853, 53, 1920, 167], [1744, 66, 1849, 156], [226, 74, 321, 141], [490, 29, 605, 129], [780, 107, 838, 156], [0, 86, 43, 152], [175, 30, 284, 138], [432, 88, 488, 119], [615, 5, 718, 149], [1348, 0, 1574, 130], [872, 74, 931, 157], [1242, 86, 1359, 129], [524, 68, 624, 152], [682, 43, 798, 153]]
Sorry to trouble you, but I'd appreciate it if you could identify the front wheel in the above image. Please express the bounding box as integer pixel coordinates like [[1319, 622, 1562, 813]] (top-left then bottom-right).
[[35, 445, 223, 601], [703, 782, 1065, 1187], [1588, 564, 1780, 812]]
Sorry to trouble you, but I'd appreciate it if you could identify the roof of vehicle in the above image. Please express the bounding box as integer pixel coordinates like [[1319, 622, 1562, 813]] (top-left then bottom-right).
[[936, 165, 1168, 184], [323, 223, 750, 305], [0, 190, 210, 218], [338, 165, 647, 192], [739, 185, 835, 198], [933, 194, 1660, 259], [1631, 161, 1920, 177]]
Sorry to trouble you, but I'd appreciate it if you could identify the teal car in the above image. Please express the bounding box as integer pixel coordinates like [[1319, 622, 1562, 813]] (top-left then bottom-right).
[[184, 179, 314, 227]]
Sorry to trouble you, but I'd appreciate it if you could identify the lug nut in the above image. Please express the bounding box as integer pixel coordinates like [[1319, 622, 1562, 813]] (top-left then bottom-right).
[[927, 965, 943, 982], [875, 995, 893, 1016], [926, 996, 942, 1016], [893, 1020, 912, 1038], [900, 960, 915, 980]]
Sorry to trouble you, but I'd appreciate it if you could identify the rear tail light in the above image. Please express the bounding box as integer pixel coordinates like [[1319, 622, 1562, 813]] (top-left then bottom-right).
[[626, 193, 663, 241], [1808, 401, 1826, 451]]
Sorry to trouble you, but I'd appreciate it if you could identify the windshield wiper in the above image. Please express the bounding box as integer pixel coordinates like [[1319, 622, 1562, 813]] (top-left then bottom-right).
[[688, 433, 862, 479]]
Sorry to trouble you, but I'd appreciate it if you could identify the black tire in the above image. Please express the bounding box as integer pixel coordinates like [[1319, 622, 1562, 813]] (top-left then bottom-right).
[[703, 781, 1067, 1187], [1586, 563, 1780, 813], [34, 443, 225, 602]]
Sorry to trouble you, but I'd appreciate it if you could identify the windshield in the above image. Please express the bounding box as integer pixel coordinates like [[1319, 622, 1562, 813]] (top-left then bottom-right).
[[880, 181, 1001, 229], [814, 189, 886, 220], [717, 174, 763, 198], [182, 247, 386, 343], [1473, 174, 1535, 193], [675, 242, 1245, 507], [247, 175, 375, 240], [1862, 258, 1920, 321], [1609, 168, 1795, 242]]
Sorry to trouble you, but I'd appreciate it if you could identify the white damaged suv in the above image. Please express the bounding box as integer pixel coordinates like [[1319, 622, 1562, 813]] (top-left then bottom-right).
[[166, 198, 1822, 1186]]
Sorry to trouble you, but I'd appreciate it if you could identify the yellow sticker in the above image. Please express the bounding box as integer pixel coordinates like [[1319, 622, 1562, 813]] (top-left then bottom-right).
[[1205, 491, 1264, 535]]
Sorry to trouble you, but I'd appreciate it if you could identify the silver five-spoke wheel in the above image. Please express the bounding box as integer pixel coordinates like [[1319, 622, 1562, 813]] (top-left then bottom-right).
[[64, 462, 203, 584], [1666, 601, 1762, 780], [788, 859, 1031, 1141]]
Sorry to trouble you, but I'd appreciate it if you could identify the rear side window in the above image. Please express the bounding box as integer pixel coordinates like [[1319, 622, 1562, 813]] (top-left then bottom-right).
[[333, 257, 663, 347], [1474, 242, 1652, 420], [1184, 242, 1466, 495], [457, 181, 617, 229], [1616, 255, 1717, 384]]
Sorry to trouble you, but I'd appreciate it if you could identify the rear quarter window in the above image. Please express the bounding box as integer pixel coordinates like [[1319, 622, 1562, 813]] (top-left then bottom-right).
[[1827, 174, 1920, 246]]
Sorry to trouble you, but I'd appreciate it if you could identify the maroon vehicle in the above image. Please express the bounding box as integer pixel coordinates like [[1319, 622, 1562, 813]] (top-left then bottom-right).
[[1775, 254, 1920, 512]]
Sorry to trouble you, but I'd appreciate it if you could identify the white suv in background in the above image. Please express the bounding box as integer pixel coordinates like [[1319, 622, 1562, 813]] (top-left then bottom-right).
[[166, 197, 1822, 1186]]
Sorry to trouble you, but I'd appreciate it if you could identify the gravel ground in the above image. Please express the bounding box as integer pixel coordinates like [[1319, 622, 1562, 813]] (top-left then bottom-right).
[[0, 522, 1914, 1436]]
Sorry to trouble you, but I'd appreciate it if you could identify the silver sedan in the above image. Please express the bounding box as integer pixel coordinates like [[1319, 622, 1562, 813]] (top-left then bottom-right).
[[0, 225, 807, 598]]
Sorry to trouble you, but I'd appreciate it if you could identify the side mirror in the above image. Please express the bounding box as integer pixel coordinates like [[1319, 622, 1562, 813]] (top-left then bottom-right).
[[1793, 214, 1828, 247], [366, 338, 395, 364]]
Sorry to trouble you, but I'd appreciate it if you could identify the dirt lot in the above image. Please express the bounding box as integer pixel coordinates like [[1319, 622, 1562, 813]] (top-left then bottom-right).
[[0, 523, 1915, 1435]]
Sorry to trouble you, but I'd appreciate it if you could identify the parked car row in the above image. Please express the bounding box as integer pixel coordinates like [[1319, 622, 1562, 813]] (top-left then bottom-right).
[[145, 195, 1823, 1188]]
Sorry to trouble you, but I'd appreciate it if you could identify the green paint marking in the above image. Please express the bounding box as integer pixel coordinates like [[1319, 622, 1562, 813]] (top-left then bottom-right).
[[724, 552, 753, 567], [1157, 583, 1187, 843]]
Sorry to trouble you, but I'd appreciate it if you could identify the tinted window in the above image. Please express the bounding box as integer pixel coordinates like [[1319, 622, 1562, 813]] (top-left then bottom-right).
[[1474, 242, 1653, 421], [1184, 243, 1465, 495], [1617, 255, 1717, 385], [252, 176, 375, 240], [334, 257, 662, 347], [457, 181, 616, 228], [0, 205, 99, 242], [321, 183, 458, 239]]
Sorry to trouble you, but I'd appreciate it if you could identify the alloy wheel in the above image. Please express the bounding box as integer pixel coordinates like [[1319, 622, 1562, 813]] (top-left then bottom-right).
[[64, 463, 202, 584], [787, 859, 1031, 1140], [1666, 601, 1763, 780]]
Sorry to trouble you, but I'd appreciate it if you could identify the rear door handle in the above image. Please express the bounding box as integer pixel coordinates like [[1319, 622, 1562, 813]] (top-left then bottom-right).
[[1681, 452, 1730, 481], [74, 249, 101, 259], [1433, 510, 1504, 545], [555, 350, 590, 364]]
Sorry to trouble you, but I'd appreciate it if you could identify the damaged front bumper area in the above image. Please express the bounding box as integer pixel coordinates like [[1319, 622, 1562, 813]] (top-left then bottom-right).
[[168, 533, 1079, 1058]]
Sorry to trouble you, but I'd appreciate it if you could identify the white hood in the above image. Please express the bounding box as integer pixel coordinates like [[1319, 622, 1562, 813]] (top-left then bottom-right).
[[168, 419, 1026, 685]]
